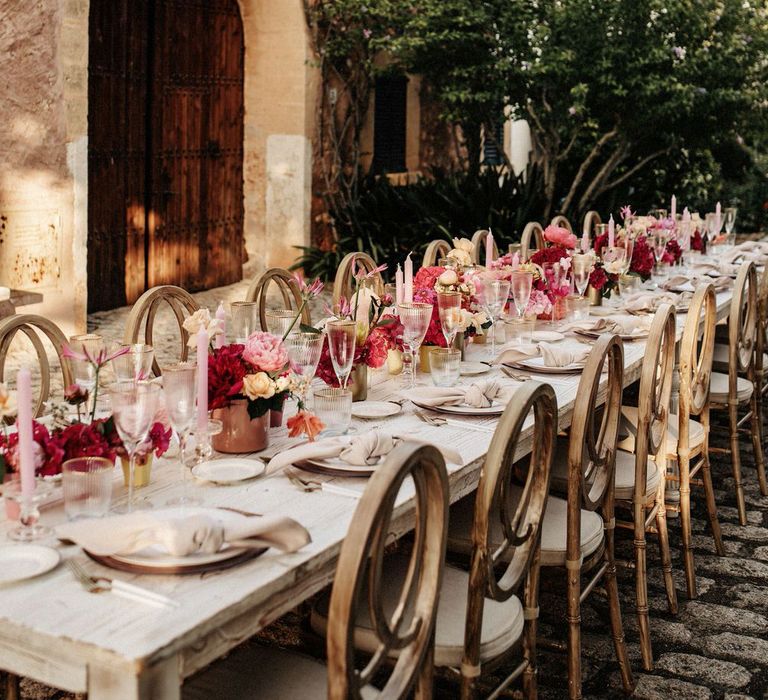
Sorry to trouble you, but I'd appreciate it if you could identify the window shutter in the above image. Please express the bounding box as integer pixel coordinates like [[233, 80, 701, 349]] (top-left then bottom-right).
[[482, 121, 505, 166], [372, 76, 408, 174]]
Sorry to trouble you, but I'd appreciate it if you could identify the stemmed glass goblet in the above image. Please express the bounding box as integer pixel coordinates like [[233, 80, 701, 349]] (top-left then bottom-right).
[[437, 291, 462, 349], [68, 334, 105, 419], [108, 381, 161, 513], [163, 363, 200, 507], [285, 332, 326, 407], [475, 277, 511, 355], [397, 302, 433, 389], [570, 255, 592, 297], [326, 320, 357, 389]]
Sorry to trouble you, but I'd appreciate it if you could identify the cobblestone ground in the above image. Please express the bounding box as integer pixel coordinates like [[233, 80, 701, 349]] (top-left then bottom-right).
[[3, 280, 768, 699]]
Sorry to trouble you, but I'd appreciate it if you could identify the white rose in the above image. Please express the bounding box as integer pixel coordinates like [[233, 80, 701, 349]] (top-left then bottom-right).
[[0, 384, 17, 418], [437, 269, 459, 286], [242, 372, 276, 400], [182, 308, 222, 347], [447, 249, 472, 266], [274, 376, 291, 394], [452, 237, 474, 253]]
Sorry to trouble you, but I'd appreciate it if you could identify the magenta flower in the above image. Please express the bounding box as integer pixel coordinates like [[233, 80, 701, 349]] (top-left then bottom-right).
[[620, 205, 635, 222], [292, 273, 324, 298], [353, 261, 388, 282]]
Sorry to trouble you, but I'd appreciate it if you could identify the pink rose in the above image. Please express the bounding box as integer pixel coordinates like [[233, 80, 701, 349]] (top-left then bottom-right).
[[242, 331, 289, 373], [543, 225, 578, 249]]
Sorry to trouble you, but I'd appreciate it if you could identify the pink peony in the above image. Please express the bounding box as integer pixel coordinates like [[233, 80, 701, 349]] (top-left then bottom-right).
[[242, 331, 289, 373], [543, 225, 578, 249]]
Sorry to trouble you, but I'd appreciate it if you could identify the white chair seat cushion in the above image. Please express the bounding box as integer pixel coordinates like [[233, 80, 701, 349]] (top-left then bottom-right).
[[710, 371, 754, 402], [311, 557, 524, 668], [620, 406, 705, 456], [183, 643, 378, 700], [447, 488, 603, 568], [549, 441, 658, 502], [713, 343, 768, 373]]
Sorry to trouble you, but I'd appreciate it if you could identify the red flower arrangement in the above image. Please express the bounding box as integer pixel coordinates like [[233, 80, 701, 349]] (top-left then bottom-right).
[[691, 229, 704, 252], [663, 238, 682, 265], [630, 236, 656, 278]]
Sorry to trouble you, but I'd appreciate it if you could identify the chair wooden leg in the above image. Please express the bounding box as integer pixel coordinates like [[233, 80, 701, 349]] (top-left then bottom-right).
[[604, 521, 635, 694], [678, 451, 697, 599], [523, 555, 541, 700], [700, 445, 725, 556], [751, 391, 768, 496], [729, 401, 748, 525], [5, 673, 21, 700], [415, 634, 435, 700], [566, 564, 583, 700], [655, 495, 679, 615], [634, 522, 653, 671]]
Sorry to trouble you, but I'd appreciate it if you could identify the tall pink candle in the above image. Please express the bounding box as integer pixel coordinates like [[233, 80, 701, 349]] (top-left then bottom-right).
[[485, 230, 494, 268], [716, 201, 721, 231], [670, 194, 677, 220], [608, 214, 615, 248], [404, 254, 413, 303], [196, 329, 208, 435], [214, 302, 226, 348], [17, 368, 34, 497], [580, 230, 590, 253], [511, 252, 520, 270], [395, 264, 404, 305]]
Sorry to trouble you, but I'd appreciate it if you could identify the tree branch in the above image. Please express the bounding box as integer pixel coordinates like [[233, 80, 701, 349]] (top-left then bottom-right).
[[601, 148, 671, 194], [577, 141, 630, 213], [560, 129, 619, 214]]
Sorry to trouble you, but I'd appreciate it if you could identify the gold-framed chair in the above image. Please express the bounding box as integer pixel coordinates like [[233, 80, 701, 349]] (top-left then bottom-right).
[[184, 441, 449, 699], [550, 215, 574, 233], [333, 252, 384, 305], [709, 262, 767, 524], [545, 335, 634, 698], [245, 267, 310, 332], [470, 229, 500, 265], [422, 239, 452, 268], [123, 285, 199, 377], [614, 304, 678, 670], [520, 222, 545, 261], [582, 211, 602, 239], [0, 314, 73, 417]]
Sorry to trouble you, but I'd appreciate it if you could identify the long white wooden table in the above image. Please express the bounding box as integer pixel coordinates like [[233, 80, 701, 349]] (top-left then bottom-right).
[[0, 286, 736, 699]]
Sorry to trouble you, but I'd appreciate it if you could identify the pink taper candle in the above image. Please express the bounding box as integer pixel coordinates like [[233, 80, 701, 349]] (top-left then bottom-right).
[[485, 230, 494, 268], [608, 214, 615, 248], [404, 253, 413, 303], [581, 229, 590, 254], [670, 194, 677, 220], [716, 201, 721, 231], [17, 368, 34, 497], [395, 264, 404, 305], [196, 329, 208, 435], [214, 302, 226, 349]]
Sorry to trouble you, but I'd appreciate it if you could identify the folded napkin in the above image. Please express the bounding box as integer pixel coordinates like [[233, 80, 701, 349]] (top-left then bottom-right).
[[404, 379, 511, 409], [56, 508, 311, 557], [268, 431, 463, 471], [496, 342, 590, 368], [663, 274, 731, 293], [621, 291, 677, 313]]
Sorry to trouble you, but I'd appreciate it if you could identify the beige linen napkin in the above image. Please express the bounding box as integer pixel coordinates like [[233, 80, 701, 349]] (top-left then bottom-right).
[[268, 431, 463, 470], [405, 379, 511, 409], [56, 508, 311, 556], [496, 342, 590, 367], [621, 291, 678, 313]]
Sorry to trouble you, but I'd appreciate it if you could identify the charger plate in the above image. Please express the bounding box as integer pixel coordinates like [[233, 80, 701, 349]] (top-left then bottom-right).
[[511, 357, 585, 375], [296, 455, 382, 478], [410, 398, 504, 416]]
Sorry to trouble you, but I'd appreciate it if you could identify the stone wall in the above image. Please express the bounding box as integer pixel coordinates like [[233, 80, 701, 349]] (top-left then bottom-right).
[[0, 0, 88, 334]]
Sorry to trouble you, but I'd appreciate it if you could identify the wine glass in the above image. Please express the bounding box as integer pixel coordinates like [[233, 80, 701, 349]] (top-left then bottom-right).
[[284, 332, 325, 406], [326, 320, 357, 389], [163, 363, 199, 507], [437, 291, 462, 348], [724, 207, 737, 234], [477, 276, 511, 355], [570, 255, 592, 297], [111, 344, 154, 382], [397, 302, 433, 389], [705, 212, 722, 250], [652, 230, 669, 279], [108, 381, 161, 513], [68, 333, 105, 418]]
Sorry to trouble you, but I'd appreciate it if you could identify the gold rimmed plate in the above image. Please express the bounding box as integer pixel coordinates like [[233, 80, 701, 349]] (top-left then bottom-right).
[[511, 357, 585, 375], [410, 398, 505, 416]]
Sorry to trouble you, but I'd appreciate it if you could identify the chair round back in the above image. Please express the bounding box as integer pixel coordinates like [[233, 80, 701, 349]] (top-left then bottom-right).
[[634, 304, 676, 499], [326, 442, 449, 699], [569, 334, 624, 511], [679, 284, 716, 421], [246, 267, 310, 331], [582, 211, 602, 238], [520, 222, 545, 261], [333, 252, 384, 305], [757, 263, 768, 375], [123, 285, 199, 377], [470, 230, 500, 265], [0, 315, 73, 417], [550, 215, 574, 234], [729, 261, 758, 376], [422, 239, 451, 268]]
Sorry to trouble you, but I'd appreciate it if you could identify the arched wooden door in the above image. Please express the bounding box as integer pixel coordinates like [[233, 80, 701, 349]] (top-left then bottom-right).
[[87, 0, 245, 312]]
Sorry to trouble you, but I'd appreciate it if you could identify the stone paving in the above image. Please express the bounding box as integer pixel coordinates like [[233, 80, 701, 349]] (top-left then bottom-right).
[[4, 280, 768, 699]]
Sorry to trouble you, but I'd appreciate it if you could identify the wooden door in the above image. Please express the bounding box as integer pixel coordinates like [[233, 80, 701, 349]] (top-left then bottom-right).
[[87, 0, 244, 313]]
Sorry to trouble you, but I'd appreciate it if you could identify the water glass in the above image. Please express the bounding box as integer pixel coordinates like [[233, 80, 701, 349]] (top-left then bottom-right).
[[231, 302, 260, 343], [327, 320, 357, 388], [264, 309, 296, 338], [313, 388, 353, 435], [430, 348, 461, 387], [63, 457, 114, 519], [111, 343, 154, 382], [565, 295, 591, 320], [70, 333, 105, 358], [504, 318, 534, 345], [285, 332, 326, 403]]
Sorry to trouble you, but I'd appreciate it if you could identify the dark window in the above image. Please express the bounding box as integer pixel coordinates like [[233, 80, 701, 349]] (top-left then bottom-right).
[[372, 75, 408, 174], [482, 121, 505, 166]]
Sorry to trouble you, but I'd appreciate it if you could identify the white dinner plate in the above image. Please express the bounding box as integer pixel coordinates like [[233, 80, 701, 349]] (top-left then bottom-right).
[[410, 399, 505, 416], [191, 458, 265, 485], [459, 361, 491, 377], [351, 401, 401, 419], [532, 330, 565, 343], [0, 545, 60, 584], [515, 357, 585, 375]]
